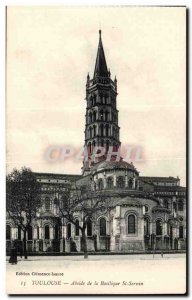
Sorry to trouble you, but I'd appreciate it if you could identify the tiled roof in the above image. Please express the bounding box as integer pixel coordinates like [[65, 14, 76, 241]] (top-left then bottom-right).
[[140, 176, 179, 182], [154, 186, 186, 192], [92, 160, 136, 172], [34, 172, 82, 181]]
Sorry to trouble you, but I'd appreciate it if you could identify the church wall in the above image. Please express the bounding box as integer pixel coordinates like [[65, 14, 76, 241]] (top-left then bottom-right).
[[119, 206, 145, 251]]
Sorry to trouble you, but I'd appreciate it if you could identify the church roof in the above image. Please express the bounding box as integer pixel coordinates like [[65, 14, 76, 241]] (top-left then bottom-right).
[[34, 172, 82, 181], [140, 176, 179, 182], [154, 186, 186, 192], [115, 197, 142, 207], [40, 211, 55, 218], [94, 30, 109, 78], [92, 159, 136, 173]]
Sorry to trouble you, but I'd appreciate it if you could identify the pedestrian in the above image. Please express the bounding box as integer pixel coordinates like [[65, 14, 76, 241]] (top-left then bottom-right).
[[9, 246, 17, 264], [161, 250, 164, 258]]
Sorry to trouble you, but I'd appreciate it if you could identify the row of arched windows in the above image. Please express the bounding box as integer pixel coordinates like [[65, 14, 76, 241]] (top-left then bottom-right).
[[178, 199, 184, 211], [87, 124, 119, 139], [97, 177, 137, 190], [67, 219, 108, 237], [87, 141, 119, 155], [163, 199, 184, 211], [70, 219, 91, 237], [88, 94, 116, 108], [45, 197, 51, 211], [6, 221, 185, 240], [66, 216, 137, 237], [44, 197, 61, 212], [6, 224, 61, 240], [66, 218, 107, 238], [144, 219, 184, 237], [88, 110, 117, 123]]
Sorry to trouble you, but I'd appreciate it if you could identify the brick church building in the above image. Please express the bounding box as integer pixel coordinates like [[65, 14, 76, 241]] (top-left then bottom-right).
[[6, 31, 186, 254]]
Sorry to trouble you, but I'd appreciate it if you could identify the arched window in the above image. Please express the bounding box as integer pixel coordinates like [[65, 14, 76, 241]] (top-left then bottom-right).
[[128, 215, 136, 234], [100, 93, 103, 104], [87, 219, 92, 237], [114, 128, 116, 139], [108, 125, 111, 136], [45, 197, 50, 211], [164, 199, 169, 209], [92, 140, 96, 153], [100, 124, 104, 136], [18, 225, 22, 240], [98, 179, 103, 190], [93, 111, 96, 122], [89, 112, 92, 123], [107, 177, 113, 189], [117, 176, 125, 188], [105, 124, 109, 137], [135, 180, 138, 190], [36, 226, 39, 240], [93, 125, 96, 137], [170, 225, 173, 239], [178, 200, 184, 211], [128, 179, 133, 189], [92, 95, 95, 106], [179, 226, 183, 238], [89, 127, 92, 138], [173, 202, 177, 212], [99, 218, 106, 236], [28, 225, 33, 240], [90, 96, 93, 107], [93, 94, 96, 105], [67, 223, 71, 238], [156, 220, 162, 235], [45, 225, 50, 239], [144, 218, 150, 235], [75, 219, 80, 236], [6, 225, 11, 240], [55, 225, 59, 239], [100, 110, 104, 121], [88, 142, 91, 155], [54, 197, 58, 205]]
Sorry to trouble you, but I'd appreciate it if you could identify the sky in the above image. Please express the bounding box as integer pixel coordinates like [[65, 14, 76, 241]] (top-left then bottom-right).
[[7, 6, 186, 185]]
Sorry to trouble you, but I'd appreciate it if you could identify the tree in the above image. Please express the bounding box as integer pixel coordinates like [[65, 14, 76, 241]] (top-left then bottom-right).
[[59, 183, 110, 259], [6, 167, 42, 259]]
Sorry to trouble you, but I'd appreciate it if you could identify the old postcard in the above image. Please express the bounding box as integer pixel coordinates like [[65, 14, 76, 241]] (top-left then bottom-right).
[[6, 6, 187, 295]]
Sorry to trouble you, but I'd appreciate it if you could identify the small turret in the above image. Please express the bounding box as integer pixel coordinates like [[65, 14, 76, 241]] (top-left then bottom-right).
[[114, 75, 117, 90], [86, 72, 90, 88]]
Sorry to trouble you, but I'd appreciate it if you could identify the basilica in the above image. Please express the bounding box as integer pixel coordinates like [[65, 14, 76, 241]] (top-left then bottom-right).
[[6, 31, 186, 254]]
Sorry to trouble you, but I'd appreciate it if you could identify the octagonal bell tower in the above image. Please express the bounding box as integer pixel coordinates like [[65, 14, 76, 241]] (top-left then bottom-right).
[[83, 31, 121, 175]]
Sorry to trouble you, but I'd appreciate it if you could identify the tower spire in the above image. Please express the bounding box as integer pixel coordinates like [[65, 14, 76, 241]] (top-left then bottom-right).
[[83, 31, 120, 175], [94, 30, 108, 78]]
